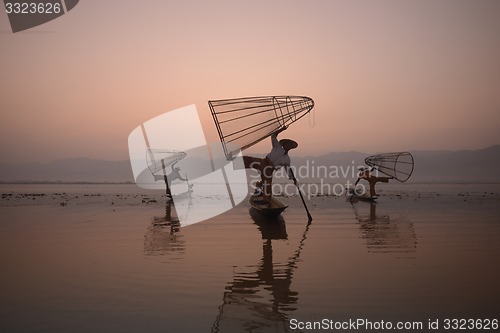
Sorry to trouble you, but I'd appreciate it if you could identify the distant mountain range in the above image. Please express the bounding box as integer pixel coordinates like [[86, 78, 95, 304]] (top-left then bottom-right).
[[0, 145, 499, 183], [0, 158, 134, 183]]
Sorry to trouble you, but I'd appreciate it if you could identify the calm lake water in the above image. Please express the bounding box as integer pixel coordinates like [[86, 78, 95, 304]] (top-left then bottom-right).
[[1, 184, 499, 332]]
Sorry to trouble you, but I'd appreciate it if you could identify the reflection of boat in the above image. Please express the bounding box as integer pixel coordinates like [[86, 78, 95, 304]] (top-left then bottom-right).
[[249, 194, 288, 218], [211, 214, 311, 332], [249, 209, 288, 239], [351, 202, 417, 255]]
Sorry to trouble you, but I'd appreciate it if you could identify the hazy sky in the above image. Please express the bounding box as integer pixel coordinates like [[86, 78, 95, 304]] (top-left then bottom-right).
[[1, 0, 499, 163]]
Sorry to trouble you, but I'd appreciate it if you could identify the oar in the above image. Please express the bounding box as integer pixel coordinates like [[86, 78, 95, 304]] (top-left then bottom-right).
[[290, 169, 312, 222]]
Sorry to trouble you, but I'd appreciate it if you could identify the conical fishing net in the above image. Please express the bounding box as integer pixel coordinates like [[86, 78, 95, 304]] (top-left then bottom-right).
[[209, 96, 314, 158], [365, 152, 414, 182], [146, 149, 187, 175]]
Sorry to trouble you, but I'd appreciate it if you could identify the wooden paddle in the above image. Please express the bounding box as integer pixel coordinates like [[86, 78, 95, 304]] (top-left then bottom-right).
[[290, 169, 312, 222]]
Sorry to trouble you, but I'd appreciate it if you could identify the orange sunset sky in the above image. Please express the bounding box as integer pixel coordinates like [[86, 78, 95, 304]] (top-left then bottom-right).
[[1, 0, 499, 163]]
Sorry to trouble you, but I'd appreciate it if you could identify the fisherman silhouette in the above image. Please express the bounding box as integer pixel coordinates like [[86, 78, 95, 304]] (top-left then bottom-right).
[[154, 161, 191, 198], [243, 126, 298, 205], [355, 166, 393, 198]]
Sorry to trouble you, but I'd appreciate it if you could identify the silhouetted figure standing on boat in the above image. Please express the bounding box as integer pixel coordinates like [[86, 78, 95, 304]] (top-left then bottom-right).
[[243, 126, 297, 204], [355, 167, 393, 198], [154, 161, 189, 198]]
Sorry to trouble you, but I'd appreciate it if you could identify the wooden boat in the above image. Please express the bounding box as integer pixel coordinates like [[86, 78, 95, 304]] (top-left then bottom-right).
[[249, 194, 288, 218], [346, 188, 378, 203]]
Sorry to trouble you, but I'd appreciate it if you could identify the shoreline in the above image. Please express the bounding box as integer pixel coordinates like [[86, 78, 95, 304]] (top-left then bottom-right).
[[1, 183, 499, 211]]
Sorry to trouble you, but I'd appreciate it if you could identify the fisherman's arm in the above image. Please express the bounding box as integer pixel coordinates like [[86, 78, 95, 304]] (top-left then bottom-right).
[[271, 133, 280, 148], [270, 126, 288, 147]]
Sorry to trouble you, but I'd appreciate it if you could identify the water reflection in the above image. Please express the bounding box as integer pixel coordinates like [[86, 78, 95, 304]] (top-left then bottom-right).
[[211, 211, 311, 333], [351, 202, 417, 255], [143, 201, 185, 256]]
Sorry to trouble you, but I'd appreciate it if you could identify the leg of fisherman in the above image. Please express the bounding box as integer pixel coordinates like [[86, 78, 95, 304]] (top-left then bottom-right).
[[261, 158, 274, 204], [243, 156, 273, 204], [368, 179, 377, 197]]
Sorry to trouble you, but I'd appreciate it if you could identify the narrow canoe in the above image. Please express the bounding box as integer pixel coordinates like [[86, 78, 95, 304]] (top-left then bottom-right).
[[249, 195, 288, 218]]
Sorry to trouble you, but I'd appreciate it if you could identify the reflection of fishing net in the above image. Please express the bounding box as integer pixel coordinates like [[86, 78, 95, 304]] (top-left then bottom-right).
[[146, 149, 186, 175], [365, 152, 414, 182], [209, 96, 314, 158]]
